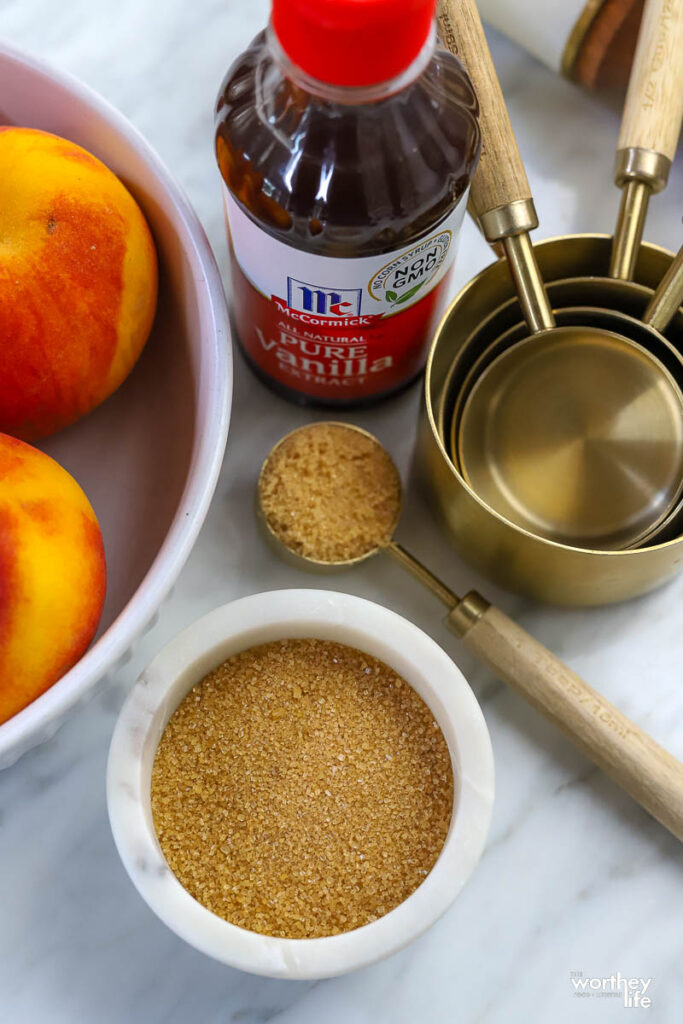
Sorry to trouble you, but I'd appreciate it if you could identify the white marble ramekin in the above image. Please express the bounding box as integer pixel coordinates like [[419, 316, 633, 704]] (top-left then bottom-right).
[[107, 590, 494, 979]]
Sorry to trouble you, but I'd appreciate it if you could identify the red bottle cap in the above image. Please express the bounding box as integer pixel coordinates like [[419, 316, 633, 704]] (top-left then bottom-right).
[[272, 0, 436, 88]]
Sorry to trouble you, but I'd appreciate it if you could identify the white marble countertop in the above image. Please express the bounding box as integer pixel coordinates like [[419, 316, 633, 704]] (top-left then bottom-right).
[[1, 1, 682, 1021]]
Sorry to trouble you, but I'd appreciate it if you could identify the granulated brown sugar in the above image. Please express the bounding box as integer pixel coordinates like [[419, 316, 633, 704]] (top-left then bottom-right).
[[151, 638, 453, 939], [258, 422, 401, 563]]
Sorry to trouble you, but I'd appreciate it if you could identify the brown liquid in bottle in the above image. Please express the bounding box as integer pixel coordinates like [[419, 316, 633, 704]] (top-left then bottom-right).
[[216, 30, 479, 407]]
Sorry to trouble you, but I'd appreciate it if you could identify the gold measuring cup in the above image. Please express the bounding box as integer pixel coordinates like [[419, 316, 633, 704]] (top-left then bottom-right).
[[258, 422, 683, 841], [449, 249, 683, 456], [435, 0, 683, 551], [453, 248, 683, 549], [437, 273, 683, 445], [420, 236, 683, 607]]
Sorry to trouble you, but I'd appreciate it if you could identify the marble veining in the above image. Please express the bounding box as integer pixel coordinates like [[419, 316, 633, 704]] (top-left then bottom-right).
[[1, 0, 682, 1020]]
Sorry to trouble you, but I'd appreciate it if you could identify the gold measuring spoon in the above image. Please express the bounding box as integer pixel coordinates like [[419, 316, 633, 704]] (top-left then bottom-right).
[[258, 422, 683, 841], [610, 0, 683, 280], [437, 0, 683, 550], [454, 247, 683, 548]]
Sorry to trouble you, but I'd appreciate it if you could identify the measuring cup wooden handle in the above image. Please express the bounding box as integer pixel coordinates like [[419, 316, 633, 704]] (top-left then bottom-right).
[[437, 0, 531, 219], [452, 599, 683, 841], [617, 0, 683, 162]]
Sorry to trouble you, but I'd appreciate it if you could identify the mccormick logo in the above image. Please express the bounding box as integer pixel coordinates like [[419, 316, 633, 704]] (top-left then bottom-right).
[[287, 278, 362, 318]]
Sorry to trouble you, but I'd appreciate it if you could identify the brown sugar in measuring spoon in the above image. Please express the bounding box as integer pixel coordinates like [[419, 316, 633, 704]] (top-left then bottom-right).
[[258, 422, 683, 841]]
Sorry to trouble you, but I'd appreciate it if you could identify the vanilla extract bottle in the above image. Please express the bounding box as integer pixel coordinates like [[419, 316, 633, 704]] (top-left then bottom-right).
[[215, 0, 480, 406]]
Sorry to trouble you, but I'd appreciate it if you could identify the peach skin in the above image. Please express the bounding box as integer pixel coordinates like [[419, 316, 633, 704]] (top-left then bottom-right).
[[0, 434, 106, 723], [0, 126, 158, 440]]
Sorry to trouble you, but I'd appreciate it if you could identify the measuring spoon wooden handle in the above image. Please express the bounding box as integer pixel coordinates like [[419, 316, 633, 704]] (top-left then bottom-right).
[[450, 597, 683, 840], [437, 0, 531, 221], [617, 0, 683, 163], [643, 244, 683, 332]]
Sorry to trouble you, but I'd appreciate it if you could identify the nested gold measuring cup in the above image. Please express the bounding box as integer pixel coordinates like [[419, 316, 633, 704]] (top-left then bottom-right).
[[436, 0, 683, 551], [257, 422, 683, 841], [416, 2, 683, 604], [421, 238, 683, 606], [453, 247, 683, 549]]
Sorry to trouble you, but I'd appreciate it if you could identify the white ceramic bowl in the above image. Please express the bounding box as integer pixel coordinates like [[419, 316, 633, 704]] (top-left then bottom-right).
[[107, 590, 494, 979], [0, 43, 231, 768]]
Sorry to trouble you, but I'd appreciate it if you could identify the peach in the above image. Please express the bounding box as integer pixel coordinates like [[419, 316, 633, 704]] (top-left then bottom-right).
[[0, 126, 158, 440], [0, 434, 106, 723]]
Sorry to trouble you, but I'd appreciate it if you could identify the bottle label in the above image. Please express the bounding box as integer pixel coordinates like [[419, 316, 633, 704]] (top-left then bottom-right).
[[223, 187, 468, 400]]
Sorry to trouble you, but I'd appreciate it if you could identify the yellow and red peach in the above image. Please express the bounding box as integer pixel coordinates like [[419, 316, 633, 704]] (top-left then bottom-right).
[[0, 434, 106, 723], [0, 126, 158, 440]]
